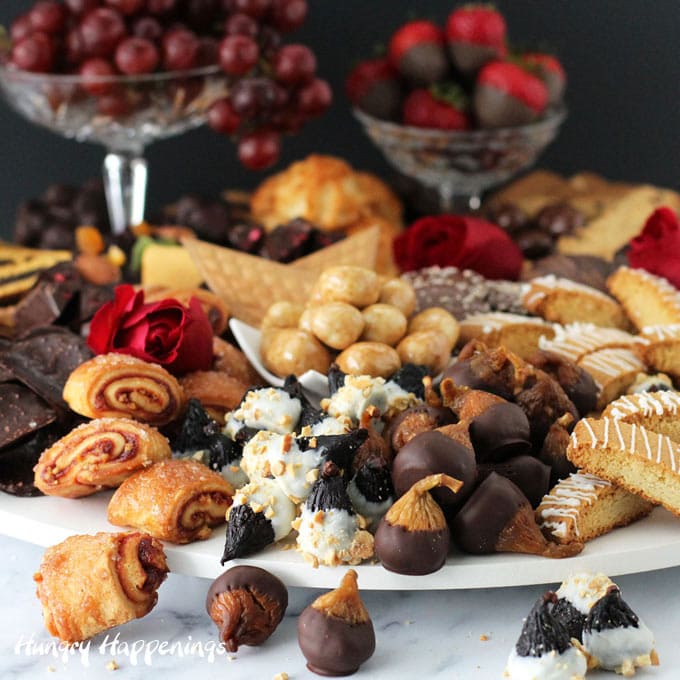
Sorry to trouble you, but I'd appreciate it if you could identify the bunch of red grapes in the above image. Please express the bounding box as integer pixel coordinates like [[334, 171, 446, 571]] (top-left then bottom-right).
[[6, 0, 331, 169]]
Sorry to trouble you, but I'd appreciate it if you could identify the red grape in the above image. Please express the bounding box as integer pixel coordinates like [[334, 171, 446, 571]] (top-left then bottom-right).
[[132, 16, 164, 42], [115, 37, 160, 74], [29, 2, 67, 35], [162, 29, 200, 71], [224, 13, 258, 38], [79, 57, 116, 95], [273, 44, 316, 85], [97, 90, 132, 117], [10, 15, 34, 43], [11, 33, 54, 73], [296, 78, 332, 117], [65, 27, 85, 64], [196, 37, 220, 66], [105, 0, 145, 16], [80, 8, 127, 58], [218, 35, 259, 76], [229, 76, 276, 117], [65, 0, 99, 15], [207, 98, 241, 134], [227, 0, 271, 19], [147, 0, 177, 14], [270, 0, 307, 33], [238, 130, 281, 170]]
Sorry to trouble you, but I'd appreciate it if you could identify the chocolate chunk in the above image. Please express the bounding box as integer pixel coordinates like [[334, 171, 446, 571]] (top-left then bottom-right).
[[536, 203, 585, 238], [0, 383, 57, 450], [487, 203, 529, 234], [1, 327, 93, 410], [515, 228, 555, 259], [0, 423, 63, 496], [228, 223, 265, 253], [259, 219, 315, 262]]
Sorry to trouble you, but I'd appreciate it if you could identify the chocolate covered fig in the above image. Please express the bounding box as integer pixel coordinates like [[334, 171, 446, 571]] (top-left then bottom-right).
[[539, 413, 577, 487], [206, 565, 288, 652], [384, 403, 457, 453], [375, 473, 462, 575], [298, 569, 375, 676], [440, 380, 531, 463], [450, 472, 582, 558], [391, 431, 476, 509], [477, 455, 551, 508]]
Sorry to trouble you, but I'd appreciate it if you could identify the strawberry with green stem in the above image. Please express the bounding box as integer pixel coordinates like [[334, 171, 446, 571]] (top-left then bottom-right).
[[403, 82, 471, 130], [445, 3, 507, 76]]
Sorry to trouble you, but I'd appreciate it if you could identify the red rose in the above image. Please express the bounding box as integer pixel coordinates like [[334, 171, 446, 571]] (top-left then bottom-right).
[[393, 214, 523, 280], [87, 285, 213, 375], [628, 206, 680, 288]]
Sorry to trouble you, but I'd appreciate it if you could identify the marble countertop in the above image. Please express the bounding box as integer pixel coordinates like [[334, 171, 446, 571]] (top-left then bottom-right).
[[2, 533, 678, 680]]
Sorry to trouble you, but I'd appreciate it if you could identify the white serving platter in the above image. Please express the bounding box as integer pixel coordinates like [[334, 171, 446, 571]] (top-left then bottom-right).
[[2, 491, 679, 589]]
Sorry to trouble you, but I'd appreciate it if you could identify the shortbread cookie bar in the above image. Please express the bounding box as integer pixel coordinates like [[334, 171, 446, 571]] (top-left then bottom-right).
[[602, 391, 680, 442], [635, 325, 680, 379], [577, 348, 646, 409], [567, 417, 680, 515], [458, 312, 554, 360], [536, 471, 653, 545], [538, 322, 637, 362], [607, 267, 680, 329]]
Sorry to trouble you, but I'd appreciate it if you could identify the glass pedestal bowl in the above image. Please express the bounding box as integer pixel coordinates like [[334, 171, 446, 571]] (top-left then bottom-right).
[[0, 61, 227, 234], [354, 106, 566, 213]]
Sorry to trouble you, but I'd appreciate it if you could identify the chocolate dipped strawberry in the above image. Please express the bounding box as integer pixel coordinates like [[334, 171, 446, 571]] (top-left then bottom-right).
[[402, 84, 471, 130], [388, 19, 450, 86], [474, 60, 548, 128], [522, 52, 566, 106], [445, 3, 507, 76], [346, 56, 402, 121]]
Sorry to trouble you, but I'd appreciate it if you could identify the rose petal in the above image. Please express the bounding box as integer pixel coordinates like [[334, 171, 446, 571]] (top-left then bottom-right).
[[87, 284, 141, 354], [166, 297, 214, 375], [629, 207, 680, 288]]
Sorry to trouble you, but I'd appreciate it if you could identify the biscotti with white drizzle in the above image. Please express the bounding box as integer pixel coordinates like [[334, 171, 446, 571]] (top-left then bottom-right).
[[603, 391, 680, 443], [522, 275, 629, 329], [567, 417, 680, 516], [577, 348, 646, 409], [536, 471, 653, 545], [635, 324, 680, 379], [538, 323, 639, 363], [607, 267, 680, 329]]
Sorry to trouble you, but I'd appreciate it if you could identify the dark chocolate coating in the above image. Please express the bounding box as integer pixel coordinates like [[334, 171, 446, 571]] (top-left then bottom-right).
[[474, 82, 539, 128], [374, 520, 449, 575], [468, 402, 532, 463], [477, 455, 551, 508], [358, 78, 402, 121], [516, 594, 571, 657], [443, 359, 516, 402], [516, 228, 555, 260], [451, 472, 529, 554], [536, 203, 585, 238], [585, 587, 640, 633], [384, 404, 457, 452], [298, 606, 375, 676], [398, 43, 450, 86], [552, 598, 586, 642], [206, 565, 288, 615], [448, 41, 499, 76], [391, 431, 477, 509], [539, 422, 577, 487]]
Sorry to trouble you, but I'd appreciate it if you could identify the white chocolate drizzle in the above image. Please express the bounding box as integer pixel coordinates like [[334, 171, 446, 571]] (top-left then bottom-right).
[[572, 417, 680, 474], [461, 312, 550, 334], [523, 274, 619, 311], [538, 472, 612, 539], [539, 323, 636, 361], [578, 348, 645, 387], [640, 324, 680, 342], [606, 391, 680, 420]]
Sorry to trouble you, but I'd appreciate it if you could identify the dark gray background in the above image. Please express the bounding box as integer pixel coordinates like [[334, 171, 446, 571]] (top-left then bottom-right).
[[1, 1, 679, 237]]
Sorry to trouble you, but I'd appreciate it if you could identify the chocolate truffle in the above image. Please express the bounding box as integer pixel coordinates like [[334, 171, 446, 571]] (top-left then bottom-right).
[[375, 473, 462, 575], [298, 569, 375, 676], [477, 455, 551, 508], [450, 472, 581, 557], [391, 431, 476, 509], [206, 565, 288, 653]]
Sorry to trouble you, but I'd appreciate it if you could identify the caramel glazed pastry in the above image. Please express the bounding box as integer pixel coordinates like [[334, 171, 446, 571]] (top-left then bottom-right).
[[34, 531, 168, 644], [34, 418, 171, 498], [108, 459, 234, 544], [63, 353, 185, 426]]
